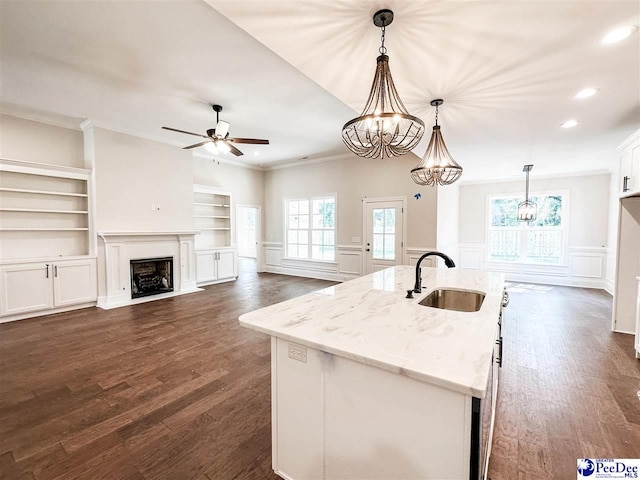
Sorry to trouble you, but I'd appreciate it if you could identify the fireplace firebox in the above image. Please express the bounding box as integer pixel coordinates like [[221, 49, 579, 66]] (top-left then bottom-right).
[[130, 257, 174, 299]]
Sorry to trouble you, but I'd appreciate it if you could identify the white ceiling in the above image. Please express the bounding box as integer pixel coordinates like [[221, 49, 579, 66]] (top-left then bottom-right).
[[1, 0, 639, 181]]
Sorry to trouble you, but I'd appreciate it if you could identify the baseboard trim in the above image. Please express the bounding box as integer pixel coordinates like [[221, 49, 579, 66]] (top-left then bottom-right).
[[264, 265, 354, 283], [0, 302, 97, 324], [98, 287, 203, 310]]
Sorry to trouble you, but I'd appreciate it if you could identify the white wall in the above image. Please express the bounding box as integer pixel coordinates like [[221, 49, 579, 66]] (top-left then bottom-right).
[[436, 182, 459, 264], [0, 114, 83, 168], [193, 157, 264, 206], [94, 128, 194, 232], [262, 153, 438, 280], [458, 173, 611, 287]]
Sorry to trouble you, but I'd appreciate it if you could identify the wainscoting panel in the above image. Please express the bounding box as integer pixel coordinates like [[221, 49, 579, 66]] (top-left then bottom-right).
[[264, 242, 283, 267], [405, 247, 438, 268], [261, 243, 362, 282], [570, 252, 604, 278], [337, 245, 362, 276], [605, 248, 616, 295], [457, 243, 608, 289]]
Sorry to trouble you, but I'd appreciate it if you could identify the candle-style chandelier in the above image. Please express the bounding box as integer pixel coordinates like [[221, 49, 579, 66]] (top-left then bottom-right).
[[341, 9, 425, 159], [518, 164, 537, 221], [410, 99, 463, 186]]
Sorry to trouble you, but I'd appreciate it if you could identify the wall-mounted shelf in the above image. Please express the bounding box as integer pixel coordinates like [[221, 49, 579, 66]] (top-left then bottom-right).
[[0, 187, 88, 198], [193, 202, 230, 208], [0, 208, 88, 214], [0, 227, 90, 232], [0, 160, 91, 259]]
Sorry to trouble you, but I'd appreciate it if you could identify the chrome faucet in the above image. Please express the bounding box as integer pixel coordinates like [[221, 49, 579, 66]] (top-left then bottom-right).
[[411, 251, 455, 295]]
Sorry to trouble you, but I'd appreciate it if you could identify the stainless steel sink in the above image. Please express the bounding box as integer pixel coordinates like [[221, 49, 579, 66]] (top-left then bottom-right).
[[418, 288, 485, 312]]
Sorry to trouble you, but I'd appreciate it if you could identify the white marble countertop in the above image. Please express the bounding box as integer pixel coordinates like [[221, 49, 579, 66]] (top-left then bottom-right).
[[239, 266, 505, 398]]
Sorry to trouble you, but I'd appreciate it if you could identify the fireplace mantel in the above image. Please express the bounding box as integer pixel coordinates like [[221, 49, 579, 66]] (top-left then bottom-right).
[[97, 231, 199, 309]]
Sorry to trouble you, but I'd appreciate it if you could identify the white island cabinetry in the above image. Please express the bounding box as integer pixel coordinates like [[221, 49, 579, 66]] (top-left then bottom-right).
[[240, 266, 505, 480]]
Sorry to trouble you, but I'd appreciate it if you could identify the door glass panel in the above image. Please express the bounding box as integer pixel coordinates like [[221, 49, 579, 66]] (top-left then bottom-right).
[[373, 233, 384, 258], [373, 209, 384, 233], [372, 208, 397, 260]]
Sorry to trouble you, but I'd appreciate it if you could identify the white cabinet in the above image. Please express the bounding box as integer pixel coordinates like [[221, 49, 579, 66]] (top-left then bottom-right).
[[0, 263, 52, 316], [53, 259, 98, 307], [193, 184, 237, 286], [195, 249, 237, 285], [619, 129, 640, 196], [0, 258, 97, 318]]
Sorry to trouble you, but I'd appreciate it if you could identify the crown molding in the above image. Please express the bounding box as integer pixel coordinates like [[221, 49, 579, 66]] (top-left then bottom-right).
[[0, 106, 83, 131], [265, 152, 355, 171], [191, 150, 265, 171], [457, 168, 612, 186], [616, 128, 640, 152]]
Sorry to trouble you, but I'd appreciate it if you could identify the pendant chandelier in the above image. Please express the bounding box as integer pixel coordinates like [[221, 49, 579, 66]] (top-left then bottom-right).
[[410, 99, 463, 186], [518, 164, 537, 222], [341, 9, 425, 159]]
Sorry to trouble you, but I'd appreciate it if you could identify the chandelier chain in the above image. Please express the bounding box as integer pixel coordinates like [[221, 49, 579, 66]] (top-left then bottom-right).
[[435, 104, 439, 126], [379, 25, 387, 55]]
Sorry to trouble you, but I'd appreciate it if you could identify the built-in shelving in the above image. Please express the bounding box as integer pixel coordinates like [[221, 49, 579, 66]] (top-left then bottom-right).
[[193, 185, 233, 250], [0, 160, 91, 259], [0, 187, 88, 198]]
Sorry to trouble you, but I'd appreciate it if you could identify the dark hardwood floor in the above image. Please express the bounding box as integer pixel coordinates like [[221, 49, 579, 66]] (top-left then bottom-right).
[[0, 261, 638, 479], [489, 282, 640, 480]]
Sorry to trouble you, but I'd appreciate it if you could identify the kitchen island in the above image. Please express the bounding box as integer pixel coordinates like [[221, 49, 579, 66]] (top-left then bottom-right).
[[239, 265, 505, 480]]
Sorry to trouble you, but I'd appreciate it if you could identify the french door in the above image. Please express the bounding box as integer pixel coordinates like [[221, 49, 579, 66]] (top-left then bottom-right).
[[364, 200, 404, 274]]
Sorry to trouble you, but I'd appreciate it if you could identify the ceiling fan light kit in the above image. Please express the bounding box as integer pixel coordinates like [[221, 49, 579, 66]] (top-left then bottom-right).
[[341, 9, 425, 159], [410, 99, 463, 186], [162, 104, 269, 157]]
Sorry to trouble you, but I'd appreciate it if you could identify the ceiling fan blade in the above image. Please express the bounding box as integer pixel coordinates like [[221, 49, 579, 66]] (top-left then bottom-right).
[[227, 137, 270, 145], [216, 121, 230, 139], [226, 142, 244, 156], [183, 140, 212, 150], [162, 126, 208, 138]]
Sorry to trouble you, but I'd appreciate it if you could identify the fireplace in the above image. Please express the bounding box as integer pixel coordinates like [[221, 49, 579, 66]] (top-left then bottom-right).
[[130, 257, 174, 299]]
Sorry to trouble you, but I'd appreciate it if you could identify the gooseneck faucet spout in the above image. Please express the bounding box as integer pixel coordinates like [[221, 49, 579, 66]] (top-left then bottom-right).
[[413, 251, 456, 293]]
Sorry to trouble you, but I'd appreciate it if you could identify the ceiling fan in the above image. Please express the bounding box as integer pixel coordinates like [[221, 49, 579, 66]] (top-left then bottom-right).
[[162, 104, 269, 157]]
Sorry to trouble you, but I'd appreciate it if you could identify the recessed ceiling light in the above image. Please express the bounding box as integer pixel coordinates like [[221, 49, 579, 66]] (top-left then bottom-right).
[[561, 120, 578, 128], [601, 25, 638, 45], [254, 151, 260, 156], [574, 88, 598, 99]]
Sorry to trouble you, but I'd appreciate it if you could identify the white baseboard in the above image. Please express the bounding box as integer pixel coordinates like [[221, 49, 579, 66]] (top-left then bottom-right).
[[97, 287, 202, 310], [264, 265, 356, 283], [0, 302, 96, 324]]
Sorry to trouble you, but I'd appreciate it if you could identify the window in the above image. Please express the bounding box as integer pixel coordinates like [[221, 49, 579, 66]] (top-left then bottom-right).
[[286, 196, 335, 261], [488, 193, 566, 264], [372, 207, 396, 260]]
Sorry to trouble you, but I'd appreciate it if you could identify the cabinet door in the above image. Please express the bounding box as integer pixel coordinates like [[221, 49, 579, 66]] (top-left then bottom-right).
[[216, 250, 236, 280], [196, 251, 217, 282], [631, 143, 640, 194], [0, 264, 53, 316], [53, 259, 97, 307], [621, 150, 633, 193]]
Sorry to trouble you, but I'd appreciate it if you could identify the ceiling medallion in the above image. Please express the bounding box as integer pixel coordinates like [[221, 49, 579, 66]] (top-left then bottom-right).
[[341, 9, 425, 159]]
